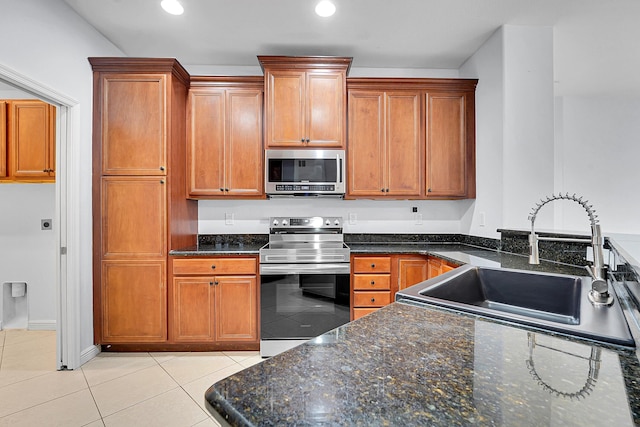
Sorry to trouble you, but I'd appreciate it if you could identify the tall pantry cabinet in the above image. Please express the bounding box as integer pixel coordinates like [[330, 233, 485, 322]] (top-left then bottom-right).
[[90, 58, 197, 346]]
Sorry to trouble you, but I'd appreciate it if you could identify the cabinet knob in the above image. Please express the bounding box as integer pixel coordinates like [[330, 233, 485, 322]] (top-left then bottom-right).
[[214, 281, 219, 285], [301, 138, 305, 143], [209, 281, 214, 286], [220, 188, 224, 192], [428, 188, 432, 193], [306, 138, 310, 143], [160, 166, 165, 171], [225, 188, 229, 192], [160, 180, 165, 184], [370, 281, 375, 285], [211, 265, 216, 270], [370, 298, 376, 302], [371, 264, 375, 268], [381, 189, 385, 192], [385, 188, 389, 192]]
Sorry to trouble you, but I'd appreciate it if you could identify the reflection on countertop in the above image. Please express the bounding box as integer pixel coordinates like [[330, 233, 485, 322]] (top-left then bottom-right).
[[205, 301, 639, 426]]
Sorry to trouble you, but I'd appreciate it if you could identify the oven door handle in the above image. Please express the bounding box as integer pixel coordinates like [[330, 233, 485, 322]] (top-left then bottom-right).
[[260, 263, 351, 275]]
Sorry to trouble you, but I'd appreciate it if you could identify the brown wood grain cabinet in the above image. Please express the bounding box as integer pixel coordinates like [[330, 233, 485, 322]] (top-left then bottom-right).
[[258, 56, 352, 148], [351, 254, 457, 319], [170, 257, 258, 345], [187, 77, 264, 198], [90, 58, 198, 347], [0, 99, 56, 182], [0, 101, 6, 178], [347, 78, 477, 200], [347, 90, 422, 198]]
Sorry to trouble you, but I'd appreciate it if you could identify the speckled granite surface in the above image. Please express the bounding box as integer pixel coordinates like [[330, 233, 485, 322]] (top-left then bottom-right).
[[205, 301, 640, 426]]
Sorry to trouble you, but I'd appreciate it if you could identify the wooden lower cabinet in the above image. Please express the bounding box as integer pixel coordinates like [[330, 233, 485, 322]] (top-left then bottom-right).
[[101, 260, 167, 343], [351, 254, 459, 319], [170, 257, 259, 345]]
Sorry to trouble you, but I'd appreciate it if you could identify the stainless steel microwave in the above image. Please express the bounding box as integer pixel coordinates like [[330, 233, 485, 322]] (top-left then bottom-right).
[[265, 149, 346, 197]]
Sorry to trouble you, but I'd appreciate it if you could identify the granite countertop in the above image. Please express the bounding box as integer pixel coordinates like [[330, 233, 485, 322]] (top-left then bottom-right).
[[205, 301, 640, 426]]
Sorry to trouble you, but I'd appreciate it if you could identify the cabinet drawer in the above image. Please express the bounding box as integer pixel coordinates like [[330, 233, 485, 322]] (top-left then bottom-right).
[[172, 258, 257, 275], [353, 274, 391, 290], [353, 291, 391, 307], [352, 256, 391, 273], [353, 307, 380, 320]]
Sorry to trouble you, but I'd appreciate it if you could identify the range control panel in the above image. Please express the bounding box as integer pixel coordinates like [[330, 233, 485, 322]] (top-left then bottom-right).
[[269, 216, 342, 229]]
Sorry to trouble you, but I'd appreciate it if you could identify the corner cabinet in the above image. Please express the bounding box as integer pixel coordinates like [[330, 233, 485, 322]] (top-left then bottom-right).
[[186, 77, 264, 198], [90, 58, 198, 347], [258, 56, 352, 148], [346, 78, 477, 200], [170, 257, 258, 346]]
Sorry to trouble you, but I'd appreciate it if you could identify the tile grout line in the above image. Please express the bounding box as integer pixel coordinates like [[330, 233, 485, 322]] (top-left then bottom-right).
[[81, 362, 107, 425]]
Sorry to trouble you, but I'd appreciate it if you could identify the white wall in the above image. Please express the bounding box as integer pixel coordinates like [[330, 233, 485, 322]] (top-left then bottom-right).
[[555, 96, 640, 235], [0, 185, 56, 328], [0, 0, 123, 353]]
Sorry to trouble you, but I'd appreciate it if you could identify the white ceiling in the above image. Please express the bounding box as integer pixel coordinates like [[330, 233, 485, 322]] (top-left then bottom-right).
[[62, 0, 640, 97]]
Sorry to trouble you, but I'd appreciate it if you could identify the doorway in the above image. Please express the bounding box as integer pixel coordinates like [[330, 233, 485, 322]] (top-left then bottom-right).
[[0, 63, 81, 370]]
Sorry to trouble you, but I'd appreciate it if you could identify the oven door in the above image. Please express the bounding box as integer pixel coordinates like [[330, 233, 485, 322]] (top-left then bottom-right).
[[260, 267, 350, 357]]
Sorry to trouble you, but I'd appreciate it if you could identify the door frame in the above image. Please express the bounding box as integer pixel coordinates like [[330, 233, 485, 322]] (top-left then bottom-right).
[[0, 63, 82, 369]]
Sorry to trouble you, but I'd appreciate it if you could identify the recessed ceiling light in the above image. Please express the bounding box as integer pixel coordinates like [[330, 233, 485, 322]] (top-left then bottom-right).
[[315, 0, 336, 17], [161, 0, 184, 15]]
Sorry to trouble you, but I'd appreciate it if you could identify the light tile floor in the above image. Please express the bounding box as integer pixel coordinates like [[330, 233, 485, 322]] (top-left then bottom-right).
[[0, 329, 264, 426]]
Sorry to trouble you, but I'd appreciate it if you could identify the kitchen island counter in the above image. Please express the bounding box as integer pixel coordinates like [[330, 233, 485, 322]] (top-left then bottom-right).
[[205, 300, 640, 426]]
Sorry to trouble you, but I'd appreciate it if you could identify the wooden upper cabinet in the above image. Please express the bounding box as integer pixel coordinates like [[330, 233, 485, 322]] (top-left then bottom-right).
[[426, 93, 471, 198], [347, 89, 422, 198], [6, 100, 56, 180], [259, 56, 352, 148], [0, 101, 6, 178], [187, 78, 263, 198], [99, 73, 167, 175]]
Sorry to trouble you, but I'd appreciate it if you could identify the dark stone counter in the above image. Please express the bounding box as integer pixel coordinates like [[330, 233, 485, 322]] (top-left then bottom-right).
[[205, 301, 640, 426]]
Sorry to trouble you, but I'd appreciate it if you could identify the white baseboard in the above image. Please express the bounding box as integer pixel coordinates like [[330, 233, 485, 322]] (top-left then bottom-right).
[[80, 345, 101, 366], [0, 320, 3, 330], [28, 320, 57, 331]]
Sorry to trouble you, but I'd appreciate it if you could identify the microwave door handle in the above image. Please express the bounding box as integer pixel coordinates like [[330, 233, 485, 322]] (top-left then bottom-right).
[[338, 156, 343, 183]]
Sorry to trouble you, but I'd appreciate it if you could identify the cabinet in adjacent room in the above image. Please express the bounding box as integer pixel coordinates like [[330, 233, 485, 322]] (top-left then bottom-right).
[[347, 89, 422, 198], [0, 99, 56, 181], [0, 101, 6, 178], [90, 58, 198, 346], [186, 77, 264, 198], [170, 257, 258, 344], [258, 56, 352, 148]]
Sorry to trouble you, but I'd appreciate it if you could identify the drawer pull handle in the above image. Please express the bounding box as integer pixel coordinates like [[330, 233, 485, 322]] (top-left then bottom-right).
[[370, 281, 375, 285], [371, 264, 375, 268], [370, 298, 376, 302], [211, 265, 216, 269]]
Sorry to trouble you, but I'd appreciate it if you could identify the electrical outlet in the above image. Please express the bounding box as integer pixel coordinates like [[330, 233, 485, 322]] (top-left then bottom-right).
[[225, 213, 234, 225], [479, 212, 486, 227], [349, 213, 357, 225], [415, 213, 423, 225]]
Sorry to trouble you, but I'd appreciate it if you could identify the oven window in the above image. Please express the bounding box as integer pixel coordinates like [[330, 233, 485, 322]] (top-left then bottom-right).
[[261, 274, 350, 340], [268, 159, 337, 183]]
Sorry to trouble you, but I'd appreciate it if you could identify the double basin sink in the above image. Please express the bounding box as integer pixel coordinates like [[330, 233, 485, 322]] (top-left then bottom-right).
[[396, 265, 635, 347]]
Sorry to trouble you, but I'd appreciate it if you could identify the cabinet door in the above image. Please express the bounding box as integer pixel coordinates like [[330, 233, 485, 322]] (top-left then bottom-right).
[[397, 256, 428, 292], [226, 90, 263, 196], [426, 93, 467, 197], [427, 257, 443, 279], [101, 260, 167, 342], [101, 177, 166, 258], [306, 71, 345, 147], [266, 70, 305, 147], [215, 275, 258, 342], [187, 89, 225, 196], [347, 91, 385, 196], [171, 277, 215, 342], [0, 101, 6, 178], [8, 100, 55, 179], [385, 93, 422, 197], [100, 74, 167, 175]]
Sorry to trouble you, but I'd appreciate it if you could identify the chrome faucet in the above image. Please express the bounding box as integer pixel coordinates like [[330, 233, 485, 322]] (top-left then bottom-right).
[[528, 193, 613, 306]]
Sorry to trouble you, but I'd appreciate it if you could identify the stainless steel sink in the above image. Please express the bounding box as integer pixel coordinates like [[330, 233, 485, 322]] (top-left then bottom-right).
[[396, 265, 635, 347]]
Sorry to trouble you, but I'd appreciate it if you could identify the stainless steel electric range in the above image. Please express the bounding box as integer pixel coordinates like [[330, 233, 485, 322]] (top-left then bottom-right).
[[259, 216, 350, 357]]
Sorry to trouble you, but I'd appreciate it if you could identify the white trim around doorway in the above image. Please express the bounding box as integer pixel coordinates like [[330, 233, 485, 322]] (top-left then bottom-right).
[[0, 63, 83, 370]]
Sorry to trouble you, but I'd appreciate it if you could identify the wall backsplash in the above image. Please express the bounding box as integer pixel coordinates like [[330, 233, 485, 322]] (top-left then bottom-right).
[[197, 198, 478, 235]]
